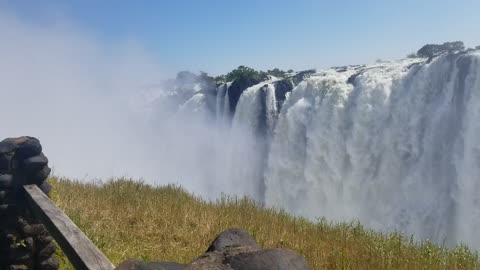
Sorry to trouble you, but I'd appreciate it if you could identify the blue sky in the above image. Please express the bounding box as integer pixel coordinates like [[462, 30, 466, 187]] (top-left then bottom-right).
[[1, 0, 479, 75]]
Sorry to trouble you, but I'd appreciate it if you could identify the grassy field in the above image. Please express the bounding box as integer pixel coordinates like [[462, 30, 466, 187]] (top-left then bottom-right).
[[48, 177, 480, 270]]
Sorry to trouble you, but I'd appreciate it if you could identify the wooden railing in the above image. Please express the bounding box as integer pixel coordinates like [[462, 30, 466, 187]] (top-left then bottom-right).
[[22, 185, 115, 270]]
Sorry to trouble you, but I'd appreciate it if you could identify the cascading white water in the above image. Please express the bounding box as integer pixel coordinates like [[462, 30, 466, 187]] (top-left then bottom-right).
[[263, 52, 480, 248], [453, 54, 480, 245], [264, 83, 278, 138], [221, 82, 278, 200], [232, 82, 278, 137], [216, 82, 232, 126], [144, 52, 480, 249]]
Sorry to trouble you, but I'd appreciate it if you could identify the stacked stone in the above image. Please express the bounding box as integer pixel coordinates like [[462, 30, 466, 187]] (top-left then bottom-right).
[[0, 137, 58, 270], [116, 228, 310, 270]]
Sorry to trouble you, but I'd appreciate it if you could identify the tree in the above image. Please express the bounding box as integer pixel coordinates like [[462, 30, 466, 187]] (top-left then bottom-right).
[[266, 68, 287, 78], [417, 41, 465, 58], [225, 66, 267, 82], [214, 75, 227, 84]]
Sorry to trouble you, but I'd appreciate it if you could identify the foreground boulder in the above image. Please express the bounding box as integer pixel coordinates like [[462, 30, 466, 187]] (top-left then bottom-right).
[[206, 228, 260, 253], [116, 228, 310, 270]]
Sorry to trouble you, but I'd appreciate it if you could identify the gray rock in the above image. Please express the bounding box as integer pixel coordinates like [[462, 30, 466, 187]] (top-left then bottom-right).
[[206, 228, 260, 253], [117, 228, 310, 270], [189, 229, 309, 270], [225, 248, 309, 270]]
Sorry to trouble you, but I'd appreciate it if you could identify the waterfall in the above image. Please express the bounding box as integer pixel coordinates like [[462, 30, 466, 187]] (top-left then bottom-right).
[[222, 82, 278, 201], [264, 52, 480, 248], [216, 82, 232, 127], [150, 51, 480, 249]]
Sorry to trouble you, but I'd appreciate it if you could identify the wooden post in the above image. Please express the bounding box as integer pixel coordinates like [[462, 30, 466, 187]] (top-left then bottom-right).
[[22, 184, 115, 270]]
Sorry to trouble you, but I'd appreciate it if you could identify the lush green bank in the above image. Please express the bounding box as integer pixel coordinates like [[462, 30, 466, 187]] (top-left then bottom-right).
[[48, 177, 479, 270]]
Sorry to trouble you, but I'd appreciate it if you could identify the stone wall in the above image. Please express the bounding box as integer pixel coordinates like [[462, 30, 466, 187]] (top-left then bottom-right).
[[0, 137, 58, 270]]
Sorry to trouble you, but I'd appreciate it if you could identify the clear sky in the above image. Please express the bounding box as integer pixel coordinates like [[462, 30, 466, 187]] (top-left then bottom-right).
[[1, 0, 479, 76]]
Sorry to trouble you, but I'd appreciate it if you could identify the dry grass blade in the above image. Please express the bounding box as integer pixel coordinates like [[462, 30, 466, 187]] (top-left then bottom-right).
[[48, 177, 480, 270]]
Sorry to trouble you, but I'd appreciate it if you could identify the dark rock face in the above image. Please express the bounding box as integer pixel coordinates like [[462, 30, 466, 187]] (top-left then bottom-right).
[[291, 69, 316, 86], [118, 228, 310, 270], [227, 77, 263, 115], [222, 77, 294, 117], [257, 85, 269, 138], [215, 69, 314, 117], [273, 79, 295, 111], [347, 73, 359, 85]]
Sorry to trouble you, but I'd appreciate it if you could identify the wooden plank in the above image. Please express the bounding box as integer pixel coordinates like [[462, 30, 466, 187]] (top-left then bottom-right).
[[22, 184, 115, 270]]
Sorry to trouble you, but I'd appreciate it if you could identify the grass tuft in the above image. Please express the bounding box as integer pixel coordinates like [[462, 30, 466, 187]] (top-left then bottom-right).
[[48, 177, 480, 270]]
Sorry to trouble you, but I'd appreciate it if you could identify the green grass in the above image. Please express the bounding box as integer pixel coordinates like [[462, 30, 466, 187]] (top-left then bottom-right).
[[48, 177, 480, 270]]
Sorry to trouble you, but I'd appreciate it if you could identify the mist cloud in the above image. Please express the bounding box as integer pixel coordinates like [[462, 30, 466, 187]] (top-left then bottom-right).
[[0, 9, 265, 201], [0, 11, 152, 175], [0, 11, 204, 195]]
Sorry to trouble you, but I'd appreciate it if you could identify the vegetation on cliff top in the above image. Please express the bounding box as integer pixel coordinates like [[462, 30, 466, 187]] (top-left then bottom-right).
[[48, 177, 479, 270], [214, 66, 292, 84], [187, 41, 480, 88]]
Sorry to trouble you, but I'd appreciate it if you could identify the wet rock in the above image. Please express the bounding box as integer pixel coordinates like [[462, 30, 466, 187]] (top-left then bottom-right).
[[227, 77, 263, 115], [274, 79, 294, 111]]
